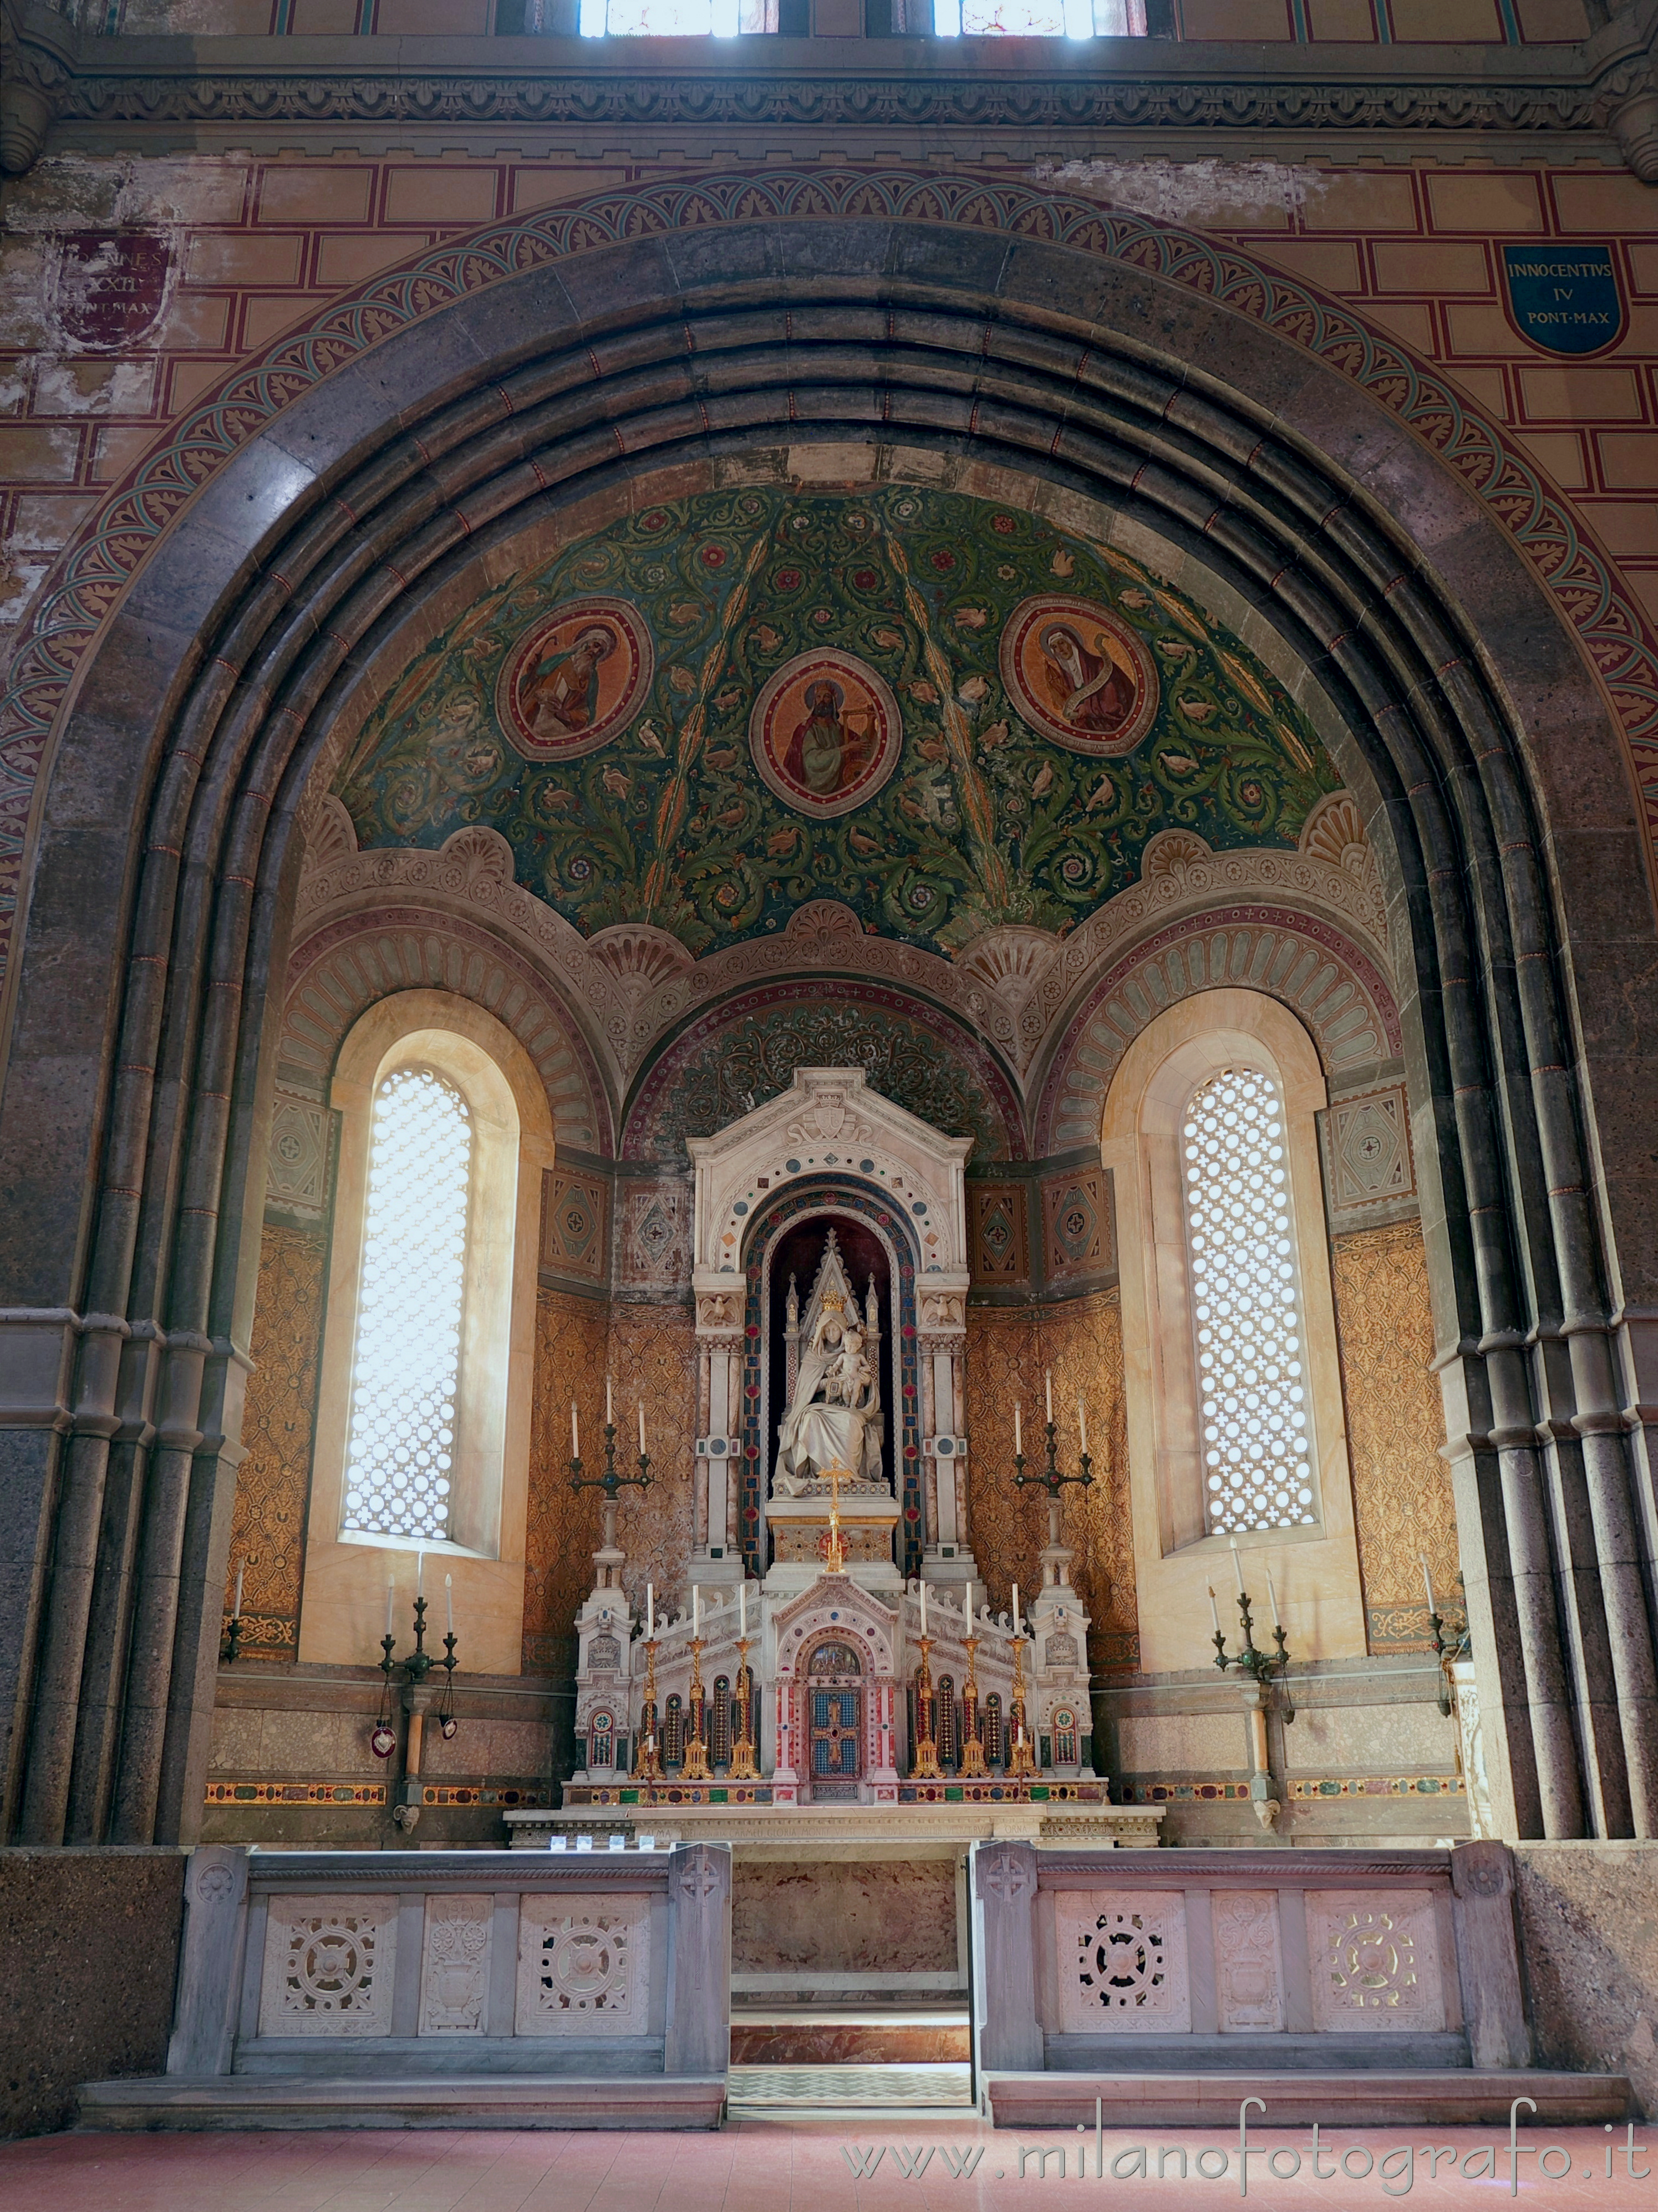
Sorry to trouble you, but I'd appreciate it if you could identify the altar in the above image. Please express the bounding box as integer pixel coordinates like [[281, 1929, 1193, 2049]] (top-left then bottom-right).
[[525, 1069, 1161, 1861]]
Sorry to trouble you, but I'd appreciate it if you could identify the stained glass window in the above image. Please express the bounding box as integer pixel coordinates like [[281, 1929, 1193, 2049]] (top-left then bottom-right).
[[581, 0, 771, 31], [341, 1066, 472, 1544], [1183, 1065, 1316, 1534], [940, 0, 1102, 32]]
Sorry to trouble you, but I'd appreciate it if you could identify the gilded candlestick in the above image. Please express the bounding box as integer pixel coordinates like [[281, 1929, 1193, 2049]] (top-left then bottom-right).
[[911, 1630, 943, 1779], [729, 1633, 760, 1780], [680, 1634, 713, 1781], [1008, 1626, 1039, 1778], [958, 1631, 988, 1776], [633, 1636, 664, 1782]]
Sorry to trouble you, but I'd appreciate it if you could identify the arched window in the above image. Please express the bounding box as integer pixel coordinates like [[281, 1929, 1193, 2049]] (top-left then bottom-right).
[[342, 1067, 472, 1543], [1182, 1065, 1316, 1535], [298, 990, 555, 1675], [1102, 989, 1368, 1673]]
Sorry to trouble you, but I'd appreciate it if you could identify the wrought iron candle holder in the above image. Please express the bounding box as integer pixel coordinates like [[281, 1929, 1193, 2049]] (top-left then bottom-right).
[[569, 1418, 653, 1549], [1429, 1604, 1470, 1718], [1012, 1414, 1095, 1551], [729, 1635, 760, 1781], [911, 1633, 943, 1779], [1211, 1581, 1295, 1722], [220, 1610, 244, 1666]]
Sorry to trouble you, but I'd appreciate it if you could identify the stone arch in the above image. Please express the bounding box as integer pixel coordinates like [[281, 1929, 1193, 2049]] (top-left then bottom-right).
[[1035, 904, 1402, 1157], [281, 908, 611, 1156], [2, 195, 1651, 1853]]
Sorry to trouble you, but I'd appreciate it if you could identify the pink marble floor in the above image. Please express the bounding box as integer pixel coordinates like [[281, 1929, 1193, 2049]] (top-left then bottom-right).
[[2, 2119, 1654, 2211]]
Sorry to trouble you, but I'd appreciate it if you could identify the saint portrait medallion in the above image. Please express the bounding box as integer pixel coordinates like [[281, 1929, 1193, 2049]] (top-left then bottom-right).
[[749, 650, 903, 819], [998, 596, 1158, 756], [495, 597, 654, 762]]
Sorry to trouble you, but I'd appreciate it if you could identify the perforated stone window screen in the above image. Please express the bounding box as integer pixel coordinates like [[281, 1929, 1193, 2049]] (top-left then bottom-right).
[[342, 1066, 473, 1543], [1183, 1065, 1316, 1534]]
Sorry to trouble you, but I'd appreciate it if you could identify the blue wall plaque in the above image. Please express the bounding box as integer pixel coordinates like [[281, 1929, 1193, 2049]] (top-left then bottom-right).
[[1501, 244, 1625, 357]]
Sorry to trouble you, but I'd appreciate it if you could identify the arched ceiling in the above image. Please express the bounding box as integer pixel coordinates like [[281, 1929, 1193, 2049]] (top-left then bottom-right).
[[334, 480, 1340, 970]]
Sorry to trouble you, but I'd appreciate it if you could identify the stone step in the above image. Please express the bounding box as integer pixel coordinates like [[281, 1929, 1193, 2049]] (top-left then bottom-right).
[[731, 2010, 970, 2063], [985, 2069, 1632, 2130], [76, 2074, 727, 2131]]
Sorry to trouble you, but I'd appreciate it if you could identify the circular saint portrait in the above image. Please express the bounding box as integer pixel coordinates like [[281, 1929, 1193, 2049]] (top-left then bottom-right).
[[495, 597, 654, 762], [749, 650, 904, 819], [998, 596, 1158, 756]]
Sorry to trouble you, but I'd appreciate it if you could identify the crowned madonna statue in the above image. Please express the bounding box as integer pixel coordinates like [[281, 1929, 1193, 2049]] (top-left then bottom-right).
[[772, 1230, 888, 1498]]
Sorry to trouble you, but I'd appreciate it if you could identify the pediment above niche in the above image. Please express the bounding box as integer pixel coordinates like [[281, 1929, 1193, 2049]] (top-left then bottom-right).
[[688, 1066, 972, 1291]]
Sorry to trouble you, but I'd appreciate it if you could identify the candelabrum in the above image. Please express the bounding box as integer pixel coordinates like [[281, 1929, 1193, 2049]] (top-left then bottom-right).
[[633, 1637, 664, 1783], [681, 1636, 713, 1781], [221, 1608, 244, 1665], [1212, 1583, 1295, 1722], [1007, 1626, 1039, 1778], [728, 1636, 760, 1780], [1013, 1412, 1095, 1564], [958, 1632, 988, 1777], [373, 1591, 460, 1829], [911, 1632, 943, 1779], [569, 1418, 653, 1555]]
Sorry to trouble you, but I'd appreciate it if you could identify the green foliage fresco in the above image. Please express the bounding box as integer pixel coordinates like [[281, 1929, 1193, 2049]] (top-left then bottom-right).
[[339, 485, 1340, 959]]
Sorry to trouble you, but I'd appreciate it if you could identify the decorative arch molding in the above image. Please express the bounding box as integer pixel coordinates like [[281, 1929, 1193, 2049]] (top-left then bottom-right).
[[3, 190, 1653, 1857], [281, 902, 611, 1156], [768, 1574, 902, 1805], [1036, 902, 1404, 1157], [624, 977, 1025, 1166]]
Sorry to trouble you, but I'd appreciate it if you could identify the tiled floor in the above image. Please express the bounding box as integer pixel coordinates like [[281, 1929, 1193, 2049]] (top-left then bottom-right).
[[2, 2119, 1655, 2209]]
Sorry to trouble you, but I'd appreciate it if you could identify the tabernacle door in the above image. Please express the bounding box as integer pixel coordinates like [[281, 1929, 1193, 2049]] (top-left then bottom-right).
[[806, 1637, 864, 1801]]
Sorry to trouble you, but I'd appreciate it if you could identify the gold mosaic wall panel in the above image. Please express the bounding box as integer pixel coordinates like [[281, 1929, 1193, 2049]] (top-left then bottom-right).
[[1330, 1217, 1459, 1652], [965, 1290, 1138, 1671], [524, 1287, 611, 1671], [226, 1222, 327, 1657]]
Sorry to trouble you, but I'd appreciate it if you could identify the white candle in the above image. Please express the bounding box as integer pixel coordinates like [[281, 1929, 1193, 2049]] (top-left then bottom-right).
[[1422, 1554, 1437, 1615], [739, 1583, 747, 1638], [445, 1573, 454, 1636], [385, 1578, 395, 1637], [1014, 1402, 1023, 1456], [571, 1400, 579, 1458], [1207, 1585, 1223, 1637], [1077, 1397, 1088, 1455], [647, 1583, 654, 1640], [1231, 1539, 1245, 1596], [1012, 1582, 1021, 1636], [693, 1584, 700, 1639], [1266, 1567, 1280, 1626], [606, 1375, 614, 1427], [638, 1402, 647, 1457], [233, 1560, 244, 1618], [1045, 1369, 1053, 1423], [919, 1578, 928, 1636]]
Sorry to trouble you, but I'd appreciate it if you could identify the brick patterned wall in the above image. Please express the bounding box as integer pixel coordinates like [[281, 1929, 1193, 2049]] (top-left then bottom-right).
[[2, 152, 1650, 673]]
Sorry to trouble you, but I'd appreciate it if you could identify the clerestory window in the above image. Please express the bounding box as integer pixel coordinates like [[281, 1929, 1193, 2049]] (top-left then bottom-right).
[[1182, 1065, 1315, 1534], [341, 1065, 473, 1544]]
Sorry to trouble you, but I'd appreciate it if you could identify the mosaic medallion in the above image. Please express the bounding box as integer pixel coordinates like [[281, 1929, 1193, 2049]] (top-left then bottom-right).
[[495, 596, 654, 761], [999, 594, 1157, 756], [749, 649, 903, 819]]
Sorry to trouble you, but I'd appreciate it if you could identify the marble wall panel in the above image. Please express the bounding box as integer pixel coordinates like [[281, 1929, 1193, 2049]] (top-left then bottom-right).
[[1286, 1701, 1457, 1773], [1116, 1710, 1247, 1774], [732, 1859, 958, 1975], [419, 1894, 493, 2035], [258, 1895, 399, 2036], [516, 1898, 649, 2033], [1305, 1889, 1447, 2032]]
